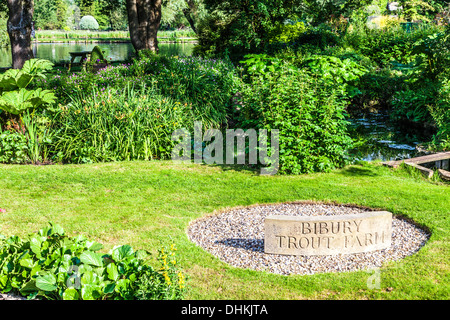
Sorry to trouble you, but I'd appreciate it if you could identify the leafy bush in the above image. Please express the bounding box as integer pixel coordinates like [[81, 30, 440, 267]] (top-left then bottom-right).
[[301, 55, 367, 98], [390, 84, 438, 124], [343, 23, 441, 67], [237, 65, 352, 174], [35, 54, 240, 164], [0, 59, 56, 164], [0, 130, 28, 164], [267, 21, 307, 44], [79, 15, 99, 31], [411, 29, 450, 81], [0, 59, 56, 116], [131, 52, 241, 127], [0, 223, 185, 300], [48, 84, 195, 163], [428, 76, 450, 149], [194, 0, 304, 59], [355, 68, 407, 109]]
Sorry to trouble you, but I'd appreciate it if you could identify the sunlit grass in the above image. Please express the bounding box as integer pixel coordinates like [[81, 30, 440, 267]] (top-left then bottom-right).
[[0, 161, 448, 299]]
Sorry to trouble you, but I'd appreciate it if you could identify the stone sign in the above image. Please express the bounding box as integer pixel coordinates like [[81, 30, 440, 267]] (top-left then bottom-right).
[[264, 211, 392, 255]]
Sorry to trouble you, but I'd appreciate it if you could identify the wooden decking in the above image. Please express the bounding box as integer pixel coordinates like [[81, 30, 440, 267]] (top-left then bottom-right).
[[383, 152, 450, 181]]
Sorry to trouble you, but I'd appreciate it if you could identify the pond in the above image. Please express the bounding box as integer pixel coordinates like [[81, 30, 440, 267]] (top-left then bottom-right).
[[0, 42, 195, 68], [347, 112, 433, 162]]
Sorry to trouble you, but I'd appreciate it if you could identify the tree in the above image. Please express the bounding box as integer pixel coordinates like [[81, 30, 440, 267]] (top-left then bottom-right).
[[5, 0, 34, 69], [98, 0, 127, 30], [182, 0, 200, 33], [126, 0, 162, 52], [195, 0, 302, 56]]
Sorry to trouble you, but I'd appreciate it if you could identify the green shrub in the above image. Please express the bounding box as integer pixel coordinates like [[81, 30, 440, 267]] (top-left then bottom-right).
[[34, 54, 241, 164], [0, 130, 28, 164], [130, 53, 240, 128], [237, 65, 352, 174], [428, 76, 450, 149], [355, 68, 407, 109], [343, 24, 442, 67], [79, 16, 99, 31], [0, 59, 56, 116], [48, 84, 194, 163], [267, 21, 307, 44], [0, 223, 185, 300], [390, 84, 438, 124], [301, 55, 367, 98]]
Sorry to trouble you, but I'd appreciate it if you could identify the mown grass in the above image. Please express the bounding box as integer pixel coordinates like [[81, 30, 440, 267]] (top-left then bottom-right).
[[0, 161, 448, 300]]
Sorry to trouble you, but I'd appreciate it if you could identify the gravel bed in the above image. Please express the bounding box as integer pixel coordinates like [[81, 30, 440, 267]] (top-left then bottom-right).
[[187, 202, 430, 275], [0, 293, 28, 300]]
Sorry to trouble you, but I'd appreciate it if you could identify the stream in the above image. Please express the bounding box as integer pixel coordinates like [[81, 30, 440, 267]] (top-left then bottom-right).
[[347, 112, 432, 162]]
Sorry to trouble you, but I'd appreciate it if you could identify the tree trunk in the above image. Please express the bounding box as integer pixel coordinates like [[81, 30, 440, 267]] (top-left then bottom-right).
[[126, 0, 162, 53], [182, 0, 197, 34], [6, 0, 34, 69]]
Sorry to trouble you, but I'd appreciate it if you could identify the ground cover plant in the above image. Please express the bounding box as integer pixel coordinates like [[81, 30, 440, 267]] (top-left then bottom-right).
[[0, 222, 185, 300]]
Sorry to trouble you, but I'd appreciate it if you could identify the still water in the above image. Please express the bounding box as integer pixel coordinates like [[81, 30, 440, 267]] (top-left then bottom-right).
[[0, 42, 195, 68], [347, 113, 431, 162]]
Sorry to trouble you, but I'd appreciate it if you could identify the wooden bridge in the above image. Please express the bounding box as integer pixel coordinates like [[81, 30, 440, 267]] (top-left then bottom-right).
[[384, 152, 450, 181]]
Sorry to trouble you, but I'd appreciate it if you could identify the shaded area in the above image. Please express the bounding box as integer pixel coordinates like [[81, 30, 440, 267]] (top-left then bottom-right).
[[347, 112, 434, 162], [215, 238, 264, 252]]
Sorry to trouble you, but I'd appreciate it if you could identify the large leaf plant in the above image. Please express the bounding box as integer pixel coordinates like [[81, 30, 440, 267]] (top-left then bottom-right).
[[0, 59, 57, 163], [0, 59, 56, 115]]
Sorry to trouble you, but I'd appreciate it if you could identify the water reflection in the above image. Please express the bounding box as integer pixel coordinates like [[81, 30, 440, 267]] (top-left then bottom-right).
[[0, 42, 195, 68], [347, 113, 432, 162]]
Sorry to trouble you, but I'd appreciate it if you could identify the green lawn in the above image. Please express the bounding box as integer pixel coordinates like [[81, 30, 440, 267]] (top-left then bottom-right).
[[0, 161, 448, 299]]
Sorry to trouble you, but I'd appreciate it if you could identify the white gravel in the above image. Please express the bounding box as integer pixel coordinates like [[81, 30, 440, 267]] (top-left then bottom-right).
[[187, 202, 430, 275]]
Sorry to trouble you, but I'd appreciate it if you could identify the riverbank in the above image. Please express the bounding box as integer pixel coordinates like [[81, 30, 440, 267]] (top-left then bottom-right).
[[32, 30, 197, 44], [31, 38, 198, 44]]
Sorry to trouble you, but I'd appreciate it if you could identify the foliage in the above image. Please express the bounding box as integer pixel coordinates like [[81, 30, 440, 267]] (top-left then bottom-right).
[[195, 0, 303, 58], [130, 51, 240, 127], [0, 130, 28, 164], [301, 55, 367, 98], [86, 45, 109, 72], [0, 222, 185, 300], [0, 59, 56, 116], [427, 75, 450, 149], [0, 11, 8, 48], [239, 54, 285, 79], [79, 15, 100, 30], [398, 0, 436, 22], [355, 67, 407, 109], [390, 84, 438, 124], [366, 15, 405, 30], [33, 54, 239, 163], [0, 59, 56, 164], [267, 21, 306, 43], [48, 84, 194, 163], [237, 64, 352, 174], [300, 0, 372, 24], [343, 24, 441, 67], [410, 29, 450, 81]]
